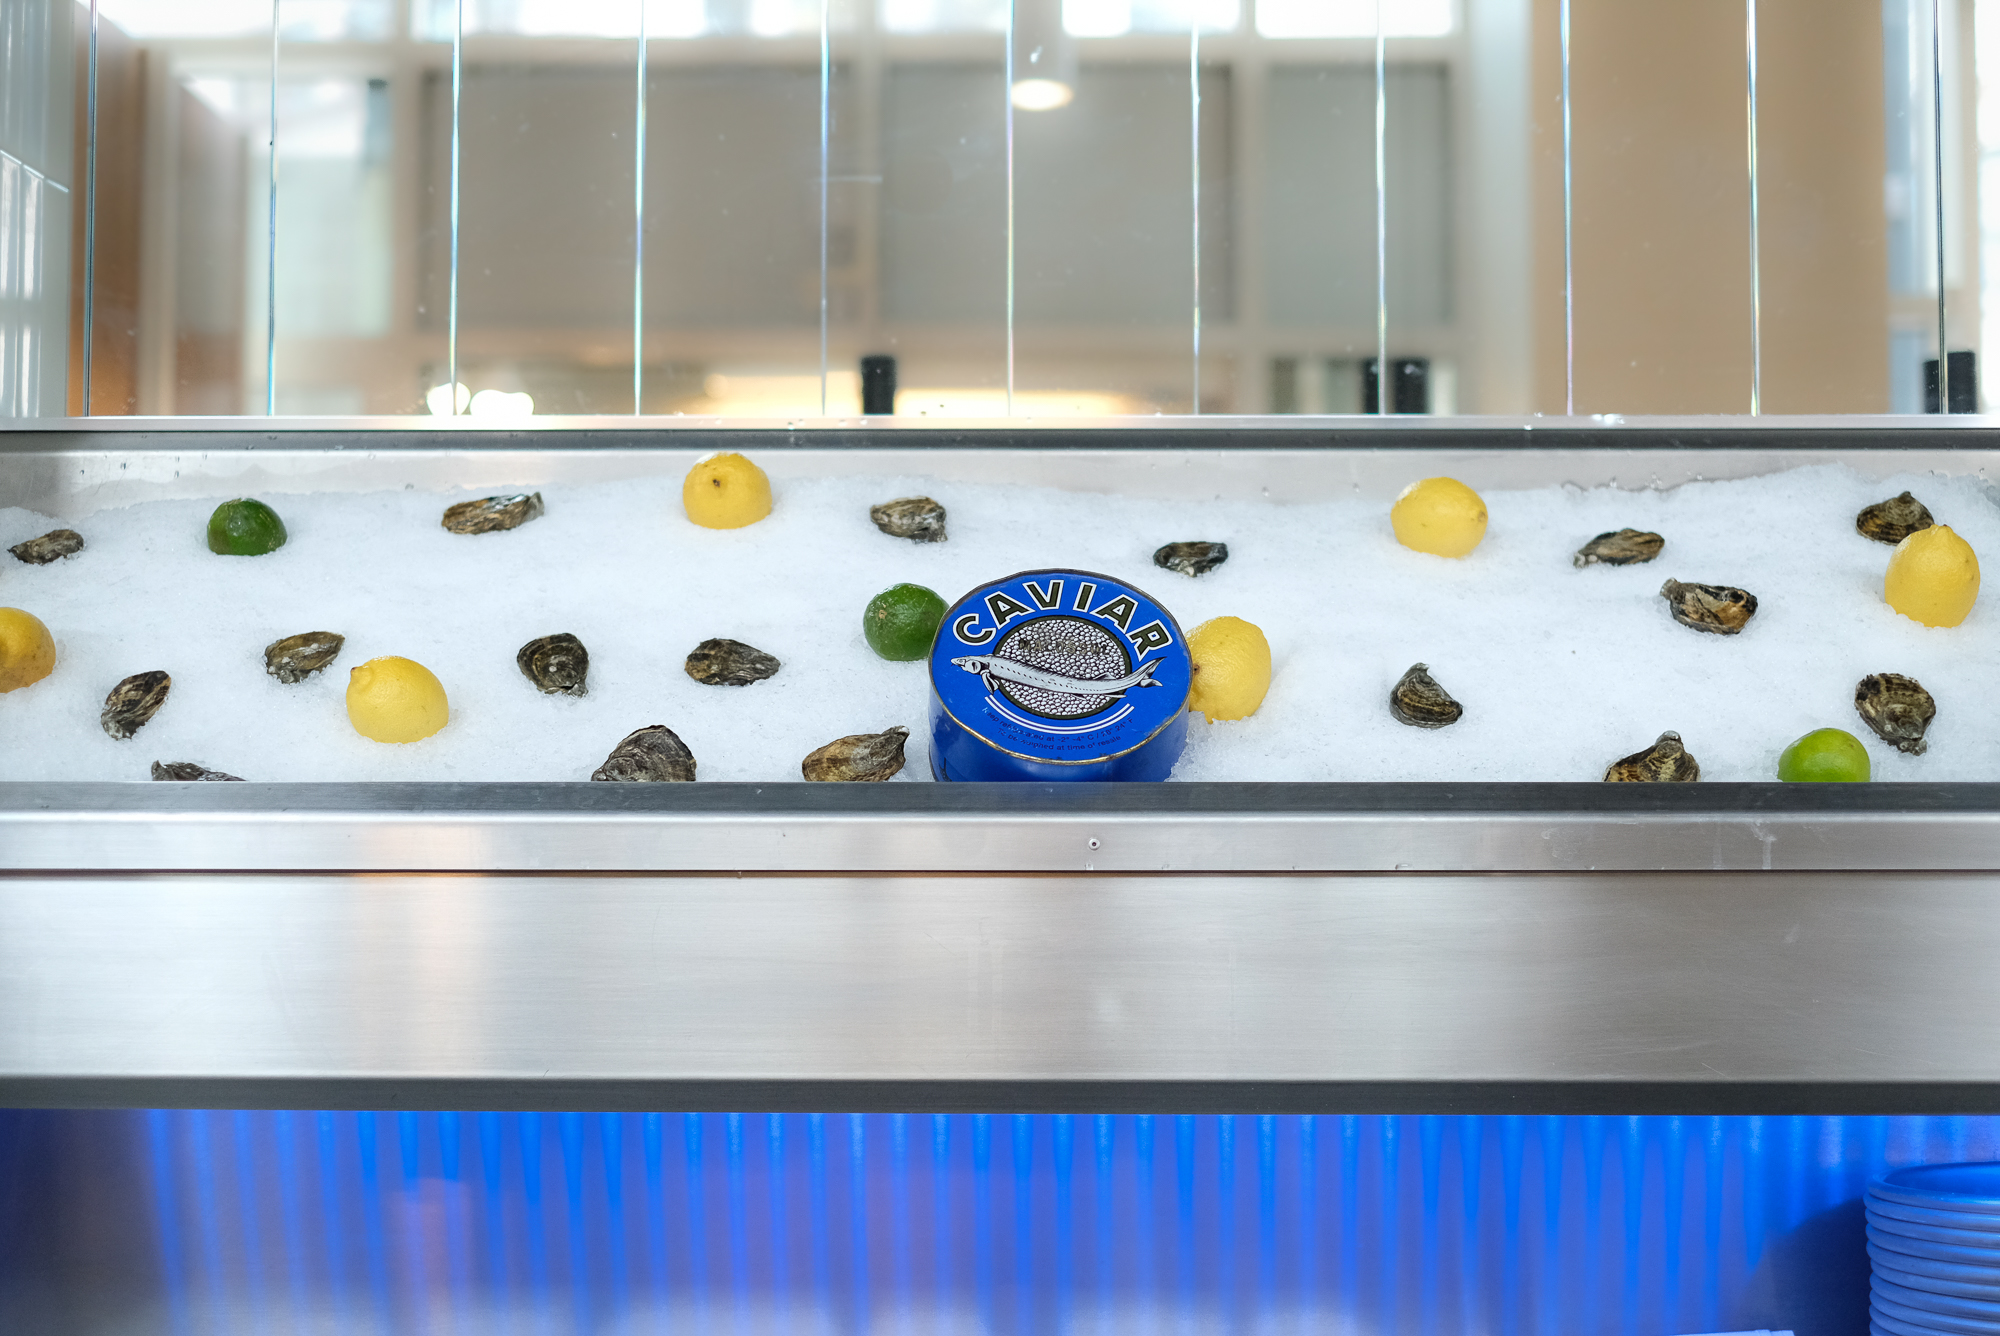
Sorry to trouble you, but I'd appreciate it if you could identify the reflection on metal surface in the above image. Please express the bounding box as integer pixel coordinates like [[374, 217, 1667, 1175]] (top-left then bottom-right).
[[5, 1108, 1991, 1334], [6, 871, 2000, 1097]]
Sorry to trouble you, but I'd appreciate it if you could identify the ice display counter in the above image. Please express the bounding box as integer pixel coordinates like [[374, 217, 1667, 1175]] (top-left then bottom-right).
[[3, 417, 2000, 1334]]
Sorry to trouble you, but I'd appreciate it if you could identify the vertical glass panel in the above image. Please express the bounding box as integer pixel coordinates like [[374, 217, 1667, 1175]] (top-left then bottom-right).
[[425, 10, 644, 416], [1009, 62, 1232, 413], [1263, 65, 1449, 414], [171, 81, 248, 414], [101, 0, 391, 41], [879, 61, 1007, 413]]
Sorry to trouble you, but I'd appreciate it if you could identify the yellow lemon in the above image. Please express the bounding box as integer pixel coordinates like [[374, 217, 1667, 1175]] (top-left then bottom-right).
[[1186, 616, 1272, 722], [346, 656, 450, 743], [1391, 476, 1488, 558], [0, 608, 55, 693], [1885, 524, 1980, 628], [683, 452, 773, 529]]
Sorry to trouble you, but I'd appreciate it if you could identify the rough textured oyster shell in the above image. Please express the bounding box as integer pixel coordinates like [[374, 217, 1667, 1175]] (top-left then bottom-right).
[[685, 638, 780, 686], [1389, 663, 1463, 728], [151, 761, 244, 781], [1857, 491, 1935, 545], [590, 725, 697, 782], [1603, 731, 1701, 783], [870, 497, 948, 543], [101, 670, 170, 741], [1855, 672, 1936, 755], [1154, 541, 1230, 577], [441, 492, 545, 534], [9, 529, 83, 564], [264, 630, 344, 683], [1573, 528, 1663, 568], [517, 632, 589, 696], [1660, 579, 1757, 634], [802, 726, 909, 782]]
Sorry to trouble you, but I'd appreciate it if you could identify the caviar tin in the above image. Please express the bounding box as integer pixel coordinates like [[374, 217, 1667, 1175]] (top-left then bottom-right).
[[928, 569, 1194, 782]]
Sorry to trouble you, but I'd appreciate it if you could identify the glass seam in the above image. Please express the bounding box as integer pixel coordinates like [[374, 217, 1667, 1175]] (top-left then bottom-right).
[[1746, 0, 1761, 415], [448, 0, 463, 414], [1560, 0, 1573, 415], [1374, 0, 1387, 416], [635, 0, 647, 417], [1191, 6, 1200, 415], [1934, 0, 1950, 412], [83, 0, 98, 416], [818, 0, 829, 416]]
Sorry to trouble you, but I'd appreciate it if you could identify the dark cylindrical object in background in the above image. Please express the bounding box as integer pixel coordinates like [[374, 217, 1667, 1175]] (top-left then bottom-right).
[[861, 356, 897, 415], [1924, 351, 1978, 414], [1362, 358, 1430, 415]]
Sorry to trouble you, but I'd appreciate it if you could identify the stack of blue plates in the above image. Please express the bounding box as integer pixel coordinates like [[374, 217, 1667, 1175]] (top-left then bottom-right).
[[1870, 1164, 2000, 1336]]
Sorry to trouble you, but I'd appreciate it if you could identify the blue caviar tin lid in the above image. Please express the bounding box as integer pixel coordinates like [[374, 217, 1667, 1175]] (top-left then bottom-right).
[[927, 569, 1193, 782]]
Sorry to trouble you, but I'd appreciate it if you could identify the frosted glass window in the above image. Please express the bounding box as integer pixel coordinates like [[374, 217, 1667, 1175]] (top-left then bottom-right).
[[100, 0, 391, 40], [1255, 0, 1452, 39], [880, 0, 1007, 35], [410, 0, 831, 39]]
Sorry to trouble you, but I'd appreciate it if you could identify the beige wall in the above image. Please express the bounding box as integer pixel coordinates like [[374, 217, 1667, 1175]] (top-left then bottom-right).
[[1532, 0, 1888, 414]]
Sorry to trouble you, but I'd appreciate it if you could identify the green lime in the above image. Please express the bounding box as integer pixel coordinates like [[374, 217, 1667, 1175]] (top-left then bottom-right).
[[207, 498, 288, 556], [864, 583, 946, 661], [1776, 727, 1871, 782]]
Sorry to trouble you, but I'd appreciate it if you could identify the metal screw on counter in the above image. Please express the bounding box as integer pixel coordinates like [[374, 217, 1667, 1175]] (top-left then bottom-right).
[[861, 355, 897, 415], [1925, 350, 1978, 414], [1363, 356, 1430, 414]]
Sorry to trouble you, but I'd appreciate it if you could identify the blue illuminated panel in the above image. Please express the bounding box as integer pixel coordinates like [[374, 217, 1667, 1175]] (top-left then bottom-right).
[[86, 1114, 2000, 1333]]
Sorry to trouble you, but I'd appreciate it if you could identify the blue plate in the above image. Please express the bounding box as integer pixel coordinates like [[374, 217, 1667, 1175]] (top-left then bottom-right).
[[1874, 1257, 2000, 1301], [1870, 1226, 2000, 1269], [1875, 1199, 2000, 1235], [1873, 1295, 2000, 1336], [1872, 1243, 2000, 1286], [1877, 1166, 2000, 1217], [1873, 1218, 2000, 1250], [1876, 1275, 2000, 1321]]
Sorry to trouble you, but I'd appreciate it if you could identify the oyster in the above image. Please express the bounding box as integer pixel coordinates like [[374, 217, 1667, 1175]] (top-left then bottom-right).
[[590, 725, 696, 782], [1389, 663, 1463, 728], [685, 637, 780, 687], [802, 726, 909, 782], [1603, 731, 1701, 783], [441, 492, 544, 535], [151, 761, 244, 782], [1659, 579, 1757, 635], [101, 670, 170, 740], [870, 496, 948, 543], [1573, 528, 1664, 568], [9, 529, 83, 564], [517, 632, 589, 696], [1857, 491, 1935, 545], [1855, 672, 1936, 755], [264, 630, 344, 683], [1154, 541, 1229, 578]]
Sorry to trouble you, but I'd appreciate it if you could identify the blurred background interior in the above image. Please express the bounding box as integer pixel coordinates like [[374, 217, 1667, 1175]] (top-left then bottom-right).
[[0, 0, 1994, 418]]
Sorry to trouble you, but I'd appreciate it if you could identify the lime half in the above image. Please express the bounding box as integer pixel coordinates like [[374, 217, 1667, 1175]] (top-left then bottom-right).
[[864, 583, 946, 661], [1776, 727, 1871, 782], [207, 498, 289, 556]]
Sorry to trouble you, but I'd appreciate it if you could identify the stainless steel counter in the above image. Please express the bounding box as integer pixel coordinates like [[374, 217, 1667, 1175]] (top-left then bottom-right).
[[2, 419, 1997, 1114]]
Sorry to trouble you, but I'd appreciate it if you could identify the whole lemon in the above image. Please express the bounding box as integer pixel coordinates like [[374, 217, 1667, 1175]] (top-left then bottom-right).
[[0, 608, 56, 693], [683, 452, 773, 529], [346, 656, 450, 743], [1186, 616, 1271, 722], [1885, 524, 1980, 627], [1391, 477, 1488, 558]]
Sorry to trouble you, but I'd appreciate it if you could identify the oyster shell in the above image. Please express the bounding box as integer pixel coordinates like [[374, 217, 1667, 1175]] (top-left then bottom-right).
[[517, 632, 589, 696], [1603, 731, 1701, 783], [1154, 541, 1229, 578], [1659, 579, 1757, 635], [802, 726, 909, 782], [441, 492, 545, 535], [1857, 491, 1935, 545], [590, 724, 696, 782], [870, 496, 948, 543], [151, 761, 244, 782], [1389, 663, 1463, 728], [685, 637, 780, 687], [101, 670, 170, 741], [1573, 528, 1664, 568], [1855, 672, 1936, 755], [264, 630, 344, 683], [9, 529, 83, 564]]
